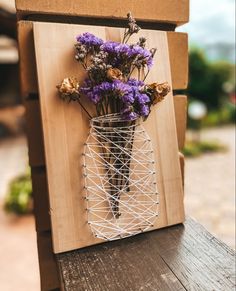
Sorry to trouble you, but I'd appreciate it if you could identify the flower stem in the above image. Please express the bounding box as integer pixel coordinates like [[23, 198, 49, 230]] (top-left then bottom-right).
[[77, 99, 92, 119]]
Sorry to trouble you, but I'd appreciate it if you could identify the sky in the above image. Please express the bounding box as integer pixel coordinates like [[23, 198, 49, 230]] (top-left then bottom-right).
[[177, 0, 235, 62]]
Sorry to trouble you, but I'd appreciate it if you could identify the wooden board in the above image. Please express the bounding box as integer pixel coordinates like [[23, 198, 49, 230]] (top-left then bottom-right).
[[57, 217, 236, 291], [33, 22, 184, 253], [31, 167, 51, 232], [24, 99, 45, 167], [168, 32, 188, 89], [174, 95, 187, 149], [16, 0, 189, 26], [37, 232, 60, 290]]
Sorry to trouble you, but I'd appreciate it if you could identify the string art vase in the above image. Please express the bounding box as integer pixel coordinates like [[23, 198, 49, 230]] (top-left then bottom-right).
[[83, 113, 158, 241]]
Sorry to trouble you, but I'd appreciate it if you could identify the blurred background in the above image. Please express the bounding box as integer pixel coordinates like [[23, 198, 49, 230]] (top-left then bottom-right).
[[0, 0, 235, 290]]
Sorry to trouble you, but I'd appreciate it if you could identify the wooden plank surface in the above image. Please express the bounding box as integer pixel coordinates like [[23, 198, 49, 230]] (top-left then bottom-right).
[[174, 95, 187, 149], [57, 217, 236, 291], [24, 99, 45, 167], [179, 152, 185, 188], [33, 22, 184, 253], [16, 0, 189, 26], [18, 21, 38, 97], [31, 167, 51, 232], [168, 32, 188, 89], [17, 21, 188, 97], [37, 232, 60, 290]]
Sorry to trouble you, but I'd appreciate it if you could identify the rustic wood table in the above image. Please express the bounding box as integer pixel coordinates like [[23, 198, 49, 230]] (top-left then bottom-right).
[[57, 217, 235, 290]]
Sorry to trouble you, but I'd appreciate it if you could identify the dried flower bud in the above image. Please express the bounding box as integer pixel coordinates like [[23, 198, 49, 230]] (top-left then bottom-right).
[[75, 43, 87, 62], [127, 12, 141, 34], [137, 37, 146, 48], [107, 68, 123, 81], [147, 82, 171, 104], [150, 48, 157, 58], [57, 77, 80, 102]]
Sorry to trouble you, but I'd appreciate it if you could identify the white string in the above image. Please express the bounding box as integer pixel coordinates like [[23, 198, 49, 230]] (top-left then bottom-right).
[[83, 113, 158, 241]]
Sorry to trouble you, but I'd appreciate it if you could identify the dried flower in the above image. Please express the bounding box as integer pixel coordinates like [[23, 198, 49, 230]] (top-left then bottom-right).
[[127, 12, 141, 35], [137, 37, 146, 48], [57, 77, 80, 101], [147, 82, 171, 104], [59, 13, 169, 120], [107, 68, 123, 81], [75, 43, 87, 62]]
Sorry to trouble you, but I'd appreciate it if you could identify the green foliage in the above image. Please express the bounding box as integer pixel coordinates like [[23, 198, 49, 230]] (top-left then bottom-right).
[[202, 102, 235, 127], [187, 47, 234, 110], [183, 140, 227, 157], [4, 170, 32, 215]]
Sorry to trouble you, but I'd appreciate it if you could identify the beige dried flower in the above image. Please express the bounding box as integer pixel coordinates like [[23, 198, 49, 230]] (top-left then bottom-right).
[[147, 82, 171, 104], [57, 77, 80, 102], [107, 68, 123, 81]]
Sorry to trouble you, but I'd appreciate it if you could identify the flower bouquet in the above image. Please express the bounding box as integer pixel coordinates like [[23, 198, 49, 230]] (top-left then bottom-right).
[[57, 13, 170, 239]]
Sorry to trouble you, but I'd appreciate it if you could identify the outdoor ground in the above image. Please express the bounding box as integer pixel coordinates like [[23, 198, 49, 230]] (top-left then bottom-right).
[[0, 125, 235, 290]]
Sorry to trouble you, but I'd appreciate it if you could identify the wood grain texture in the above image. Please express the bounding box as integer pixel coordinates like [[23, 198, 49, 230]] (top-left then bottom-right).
[[24, 99, 45, 167], [18, 21, 188, 97], [31, 167, 51, 232], [33, 22, 184, 253], [37, 232, 60, 291], [168, 32, 188, 90], [16, 0, 189, 26], [179, 152, 185, 188], [174, 95, 187, 150], [18, 21, 38, 97], [57, 217, 236, 291], [153, 218, 236, 291]]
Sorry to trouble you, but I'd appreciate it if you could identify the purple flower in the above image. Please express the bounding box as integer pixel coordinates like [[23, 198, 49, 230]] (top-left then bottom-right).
[[100, 41, 119, 53], [87, 92, 101, 103], [130, 45, 144, 56], [136, 93, 150, 104], [129, 45, 154, 69], [127, 78, 144, 87], [121, 105, 139, 120], [81, 79, 133, 104], [147, 56, 154, 69], [131, 45, 151, 58], [127, 111, 139, 120], [115, 43, 130, 54], [122, 89, 135, 103], [140, 104, 150, 117], [76, 32, 103, 47]]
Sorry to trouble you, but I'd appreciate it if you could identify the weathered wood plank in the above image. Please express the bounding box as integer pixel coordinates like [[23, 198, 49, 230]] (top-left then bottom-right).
[[37, 232, 60, 291], [16, 0, 189, 26], [31, 167, 51, 232], [57, 235, 185, 291], [154, 218, 236, 291], [57, 218, 235, 291]]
